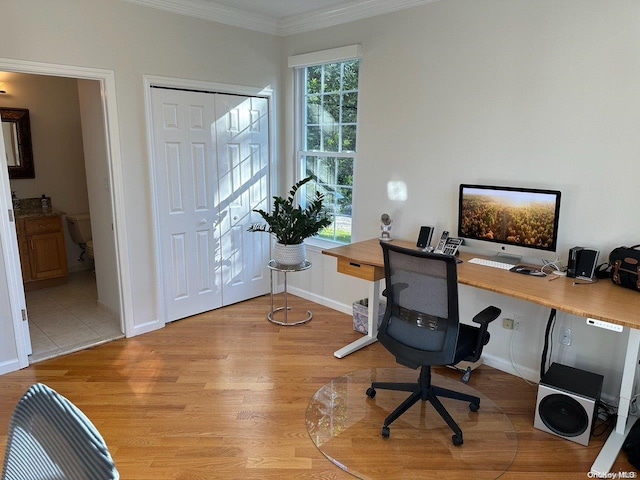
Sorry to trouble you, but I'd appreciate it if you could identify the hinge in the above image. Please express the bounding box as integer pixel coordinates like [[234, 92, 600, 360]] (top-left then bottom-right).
[[8, 209, 14, 222], [21, 309, 28, 322]]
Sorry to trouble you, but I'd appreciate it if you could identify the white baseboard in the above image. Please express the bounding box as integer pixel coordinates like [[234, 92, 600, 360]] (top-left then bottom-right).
[[287, 286, 352, 316], [0, 358, 22, 376], [131, 318, 163, 337]]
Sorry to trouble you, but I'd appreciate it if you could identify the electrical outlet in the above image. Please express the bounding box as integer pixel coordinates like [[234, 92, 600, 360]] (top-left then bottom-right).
[[502, 318, 514, 330], [561, 327, 572, 346]]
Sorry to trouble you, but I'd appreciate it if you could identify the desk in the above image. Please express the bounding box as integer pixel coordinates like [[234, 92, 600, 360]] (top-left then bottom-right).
[[323, 238, 640, 475]]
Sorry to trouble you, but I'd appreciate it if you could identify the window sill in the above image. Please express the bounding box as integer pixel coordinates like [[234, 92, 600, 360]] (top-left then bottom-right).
[[305, 237, 348, 253]]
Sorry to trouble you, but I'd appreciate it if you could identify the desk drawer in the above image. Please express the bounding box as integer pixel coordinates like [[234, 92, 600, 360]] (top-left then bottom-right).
[[337, 258, 384, 282]]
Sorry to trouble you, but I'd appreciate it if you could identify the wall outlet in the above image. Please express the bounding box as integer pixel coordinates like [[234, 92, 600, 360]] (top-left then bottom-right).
[[502, 318, 514, 330], [561, 327, 572, 346]]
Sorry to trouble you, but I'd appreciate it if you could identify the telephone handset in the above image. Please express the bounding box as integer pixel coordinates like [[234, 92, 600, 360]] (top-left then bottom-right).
[[434, 231, 449, 254]]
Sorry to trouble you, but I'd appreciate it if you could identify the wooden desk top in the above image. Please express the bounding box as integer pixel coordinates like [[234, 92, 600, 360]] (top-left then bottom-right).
[[323, 238, 640, 330]]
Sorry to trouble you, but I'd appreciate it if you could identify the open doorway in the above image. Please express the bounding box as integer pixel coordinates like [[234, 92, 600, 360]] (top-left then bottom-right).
[[0, 65, 128, 368]]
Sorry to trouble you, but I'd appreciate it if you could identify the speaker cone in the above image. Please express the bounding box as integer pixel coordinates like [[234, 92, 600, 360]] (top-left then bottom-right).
[[538, 393, 588, 437]]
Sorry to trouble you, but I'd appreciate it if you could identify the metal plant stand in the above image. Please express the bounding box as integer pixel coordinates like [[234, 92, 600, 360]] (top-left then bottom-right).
[[267, 259, 312, 326]]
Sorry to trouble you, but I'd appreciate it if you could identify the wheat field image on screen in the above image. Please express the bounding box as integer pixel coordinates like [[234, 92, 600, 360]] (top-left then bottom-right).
[[460, 189, 557, 249]]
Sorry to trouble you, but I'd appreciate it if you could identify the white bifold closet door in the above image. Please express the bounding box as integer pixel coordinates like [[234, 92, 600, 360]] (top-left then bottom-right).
[[151, 87, 270, 322]]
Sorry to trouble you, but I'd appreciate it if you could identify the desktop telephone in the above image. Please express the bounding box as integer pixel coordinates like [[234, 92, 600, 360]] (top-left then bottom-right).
[[434, 231, 463, 256]]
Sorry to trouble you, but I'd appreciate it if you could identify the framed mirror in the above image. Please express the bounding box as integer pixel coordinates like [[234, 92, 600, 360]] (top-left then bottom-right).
[[1, 107, 34, 179]]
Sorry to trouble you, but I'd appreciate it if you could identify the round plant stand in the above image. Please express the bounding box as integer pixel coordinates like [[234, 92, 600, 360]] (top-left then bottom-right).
[[267, 259, 312, 326]]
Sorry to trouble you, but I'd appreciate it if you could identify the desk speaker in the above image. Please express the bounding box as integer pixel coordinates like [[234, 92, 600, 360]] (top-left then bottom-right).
[[534, 363, 603, 446]]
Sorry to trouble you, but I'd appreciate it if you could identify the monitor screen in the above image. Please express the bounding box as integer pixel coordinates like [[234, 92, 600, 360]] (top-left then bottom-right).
[[458, 184, 561, 253]]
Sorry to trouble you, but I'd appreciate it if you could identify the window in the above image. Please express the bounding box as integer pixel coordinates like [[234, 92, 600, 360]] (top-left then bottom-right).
[[291, 46, 361, 244]]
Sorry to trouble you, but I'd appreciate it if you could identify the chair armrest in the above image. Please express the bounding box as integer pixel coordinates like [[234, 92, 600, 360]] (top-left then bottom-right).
[[464, 306, 501, 363], [472, 306, 501, 325]]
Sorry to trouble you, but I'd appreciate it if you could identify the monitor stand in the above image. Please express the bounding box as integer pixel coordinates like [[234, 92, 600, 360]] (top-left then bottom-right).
[[492, 252, 521, 265]]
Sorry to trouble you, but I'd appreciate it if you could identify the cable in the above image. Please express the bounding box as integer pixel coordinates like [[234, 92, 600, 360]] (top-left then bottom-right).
[[540, 308, 557, 379], [541, 259, 566, 276], [509, 323, 536, 386], [592, 401, 617, 437]]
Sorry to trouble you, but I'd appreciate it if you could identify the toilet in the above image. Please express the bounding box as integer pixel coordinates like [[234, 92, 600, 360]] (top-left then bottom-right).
[[66, 213, 94, 261]]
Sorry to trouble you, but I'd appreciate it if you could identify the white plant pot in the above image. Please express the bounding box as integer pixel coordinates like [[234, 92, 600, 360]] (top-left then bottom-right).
[[273, 242, 306, 266]]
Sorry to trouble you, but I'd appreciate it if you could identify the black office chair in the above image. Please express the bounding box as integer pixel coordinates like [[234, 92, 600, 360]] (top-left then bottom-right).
[[366, 242, 501, 446]]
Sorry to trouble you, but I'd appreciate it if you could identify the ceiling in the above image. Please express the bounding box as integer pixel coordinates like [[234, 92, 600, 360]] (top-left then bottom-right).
[[123, 0, 439, 35]]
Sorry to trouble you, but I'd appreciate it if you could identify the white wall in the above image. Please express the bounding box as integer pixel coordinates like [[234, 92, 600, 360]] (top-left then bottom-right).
[[0, 0, 281, 344], [283, 0, 640, 398]]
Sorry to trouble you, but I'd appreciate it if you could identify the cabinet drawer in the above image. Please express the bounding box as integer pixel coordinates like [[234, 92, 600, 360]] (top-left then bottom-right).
[[23, 216, 62, 235], [337, 258, 384, 282]]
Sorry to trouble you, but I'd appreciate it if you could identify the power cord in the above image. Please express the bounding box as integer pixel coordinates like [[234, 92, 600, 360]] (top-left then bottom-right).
[[509, 321, 536, 386], [593, 401, 617, 437], [541, 260, 567, 277]]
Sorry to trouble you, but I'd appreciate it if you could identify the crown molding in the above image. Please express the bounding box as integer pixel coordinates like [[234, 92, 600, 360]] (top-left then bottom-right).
[[121, 0, 281, 35], [280, 0, 441, 36], [122, 0, 441, 36]]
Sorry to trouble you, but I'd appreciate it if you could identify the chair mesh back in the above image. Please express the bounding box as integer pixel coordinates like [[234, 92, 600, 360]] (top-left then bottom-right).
[[379, 243, 459, 367], [2, 383, 119, 480]]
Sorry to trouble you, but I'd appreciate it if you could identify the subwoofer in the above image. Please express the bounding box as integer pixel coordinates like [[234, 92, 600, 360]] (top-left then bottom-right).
[[534, 363, 603, 446]]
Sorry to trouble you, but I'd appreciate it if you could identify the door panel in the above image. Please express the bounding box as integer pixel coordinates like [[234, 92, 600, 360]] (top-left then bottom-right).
[[215, 94, 270, 305], [152, 88, 222, 322]]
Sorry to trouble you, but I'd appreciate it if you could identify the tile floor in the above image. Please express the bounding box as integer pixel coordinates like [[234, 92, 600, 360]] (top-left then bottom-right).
[[26, 270, 123, 363]]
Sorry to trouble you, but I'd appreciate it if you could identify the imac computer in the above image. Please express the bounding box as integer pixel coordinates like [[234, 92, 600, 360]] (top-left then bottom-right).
[[457, 184, 561, 264]]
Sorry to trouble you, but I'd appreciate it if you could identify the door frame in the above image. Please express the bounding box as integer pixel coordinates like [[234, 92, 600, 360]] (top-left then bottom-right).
[[0, 58, 134, 366], [143, 75, 276, 325]]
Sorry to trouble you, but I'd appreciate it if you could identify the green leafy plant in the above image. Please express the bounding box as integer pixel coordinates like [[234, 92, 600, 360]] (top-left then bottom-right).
[[248, 176, 332, 245]]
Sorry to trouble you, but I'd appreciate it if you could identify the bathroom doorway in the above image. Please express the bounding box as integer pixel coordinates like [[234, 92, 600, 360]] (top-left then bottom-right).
[[1, 69, 125, 364]]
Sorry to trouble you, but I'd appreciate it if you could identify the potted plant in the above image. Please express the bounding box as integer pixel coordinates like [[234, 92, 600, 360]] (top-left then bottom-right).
[[248, 175, 332, 265]]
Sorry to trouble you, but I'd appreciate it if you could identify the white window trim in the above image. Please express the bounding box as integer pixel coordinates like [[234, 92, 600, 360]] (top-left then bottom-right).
[[288, 44, 362, 69]]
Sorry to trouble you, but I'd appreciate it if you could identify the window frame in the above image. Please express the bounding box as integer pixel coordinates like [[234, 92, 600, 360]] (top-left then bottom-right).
[[291, 45, 362, 246]]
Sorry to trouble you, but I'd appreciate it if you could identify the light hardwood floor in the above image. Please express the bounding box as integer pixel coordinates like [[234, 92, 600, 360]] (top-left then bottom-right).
[[0, 294, 635, 479]]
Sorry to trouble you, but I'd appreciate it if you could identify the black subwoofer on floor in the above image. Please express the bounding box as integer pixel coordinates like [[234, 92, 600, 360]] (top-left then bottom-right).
[[534, 363, 603, 446]]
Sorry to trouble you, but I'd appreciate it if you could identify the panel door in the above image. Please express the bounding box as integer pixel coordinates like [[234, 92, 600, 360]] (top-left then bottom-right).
[[215, 94, 270, 305], [151, 88, 223, 322]]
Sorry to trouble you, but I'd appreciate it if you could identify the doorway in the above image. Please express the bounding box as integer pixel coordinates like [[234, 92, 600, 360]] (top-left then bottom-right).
[[0, 60, 131, 372], [1, 71, 123, 363]]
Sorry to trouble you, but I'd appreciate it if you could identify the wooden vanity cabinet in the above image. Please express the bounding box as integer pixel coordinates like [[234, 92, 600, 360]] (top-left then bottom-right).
[[16, 215, 68, 290]]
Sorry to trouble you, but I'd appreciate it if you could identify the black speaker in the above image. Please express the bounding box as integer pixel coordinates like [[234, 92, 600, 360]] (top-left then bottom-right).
[[416, 226, 434, 249], [567, 247, 600, 279], [534, 363, 603, 446]]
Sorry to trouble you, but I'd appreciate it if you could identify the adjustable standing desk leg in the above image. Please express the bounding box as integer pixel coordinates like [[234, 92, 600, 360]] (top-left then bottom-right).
[[334, 279, 380, 358], [591, 327, 640, 475]]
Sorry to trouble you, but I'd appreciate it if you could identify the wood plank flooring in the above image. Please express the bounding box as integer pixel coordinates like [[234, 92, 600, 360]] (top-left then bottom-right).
[[0, 294, 635, 479]]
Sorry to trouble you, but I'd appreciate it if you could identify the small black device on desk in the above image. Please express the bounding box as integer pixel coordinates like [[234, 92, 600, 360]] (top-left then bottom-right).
[[510, 265, 546, 277]]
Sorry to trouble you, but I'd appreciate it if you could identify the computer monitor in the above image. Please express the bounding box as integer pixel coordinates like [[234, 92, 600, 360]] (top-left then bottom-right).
[[457, 184, 561, 261]]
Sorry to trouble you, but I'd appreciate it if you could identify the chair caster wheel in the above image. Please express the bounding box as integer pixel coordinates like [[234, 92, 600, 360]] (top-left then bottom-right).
[[461, 367, 471, 383], [366, 387, 376, 398], [469, 402, 479, 412], [452, 434, 463, 446], [382, 426, 390, 438]]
